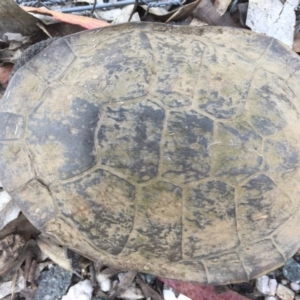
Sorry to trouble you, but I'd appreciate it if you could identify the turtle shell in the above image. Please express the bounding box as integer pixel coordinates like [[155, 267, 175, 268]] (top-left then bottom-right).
[[1, 23, 300, 284]]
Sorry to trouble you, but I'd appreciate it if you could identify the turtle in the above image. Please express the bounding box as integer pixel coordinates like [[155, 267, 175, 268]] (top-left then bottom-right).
[[0, 22, 300, 285]]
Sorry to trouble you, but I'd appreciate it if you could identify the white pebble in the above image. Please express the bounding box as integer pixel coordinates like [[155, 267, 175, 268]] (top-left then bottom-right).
[[177, 293, 192, 300], [265, 297, 276, 300], [290, 282, 300, 292], [281, 279, 289, 285], [163, 288, 177, 300], [256, 275, 271, 295], [119, 286, 144, 299], [0, 190, 20, 230], [100, 279, 111, 292], [62, 279, 93, 300], [269, 278, 278, 296], [96, 273, 111, 292], [0, 276, 25, 298], [276, 283, 294, 300]]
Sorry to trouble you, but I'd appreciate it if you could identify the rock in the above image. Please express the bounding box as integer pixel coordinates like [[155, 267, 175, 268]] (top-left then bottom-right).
[[177, 293, 192, 300], [97, 273, 111, 292], [276, 283, 294, 300], [295, 295, 300, 300], [283, 258, 300, 283], [119, 286, 144, 299], [0, 275, 25, 298], [62, 279, 93, 300], [269, 279, 277, 296], [0, 190, 20, 231], [290, 282, 300, 291], [163, 288, 177, 300], [265, 297, 276, 300], [112, 4, 140, 24], [35, 265, 72, 300], [144, 273, 156, 285], [281, 279, 289, 285], [256, 275, 271, 295]]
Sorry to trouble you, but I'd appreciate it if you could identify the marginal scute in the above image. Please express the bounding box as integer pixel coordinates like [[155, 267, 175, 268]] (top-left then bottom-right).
[[53, 168, 135, 255], [26, 84, 100, 183], [0, 112, 24, 140], [162, 110, 213, 183], [204, 253, 247, 284], [273, 205, 300, 259], [0, 143, 34, 192], [122, 181, 182, 261], [183, 180, 238, 258], [1, 68, 48, 115], [62, 32, 151, 102], [149, 35, 204, 108], [237, 174, 294, 242], [247, 70, 292, 136], [211, 119, 263, 184], [27, 38, 76, 82], [241, 239, 285, 279], [174, 260, 207, 283], [11, 179, 57, 228], [260, 39, 300, 80], [98, 99, 165, 183]]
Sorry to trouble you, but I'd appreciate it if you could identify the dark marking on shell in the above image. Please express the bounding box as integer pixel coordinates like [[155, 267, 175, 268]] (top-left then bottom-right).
[[183, 180, 238, 258], [27, 95, 100, 180], [54, 168, 135, 255], [237, 174, 294, 241], [162, 110, 213, 183], [122, 181, 182, 261], [27, 39, 76, 82], [98, 100, 165, 183], [211, 120, 263, 183]]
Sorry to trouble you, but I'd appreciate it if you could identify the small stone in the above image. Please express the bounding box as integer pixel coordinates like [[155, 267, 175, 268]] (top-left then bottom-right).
[[269, 279, 277, 296], [98, 275, 111, 293], [177, 293, 192, 300], [62, 279, 93, 300], [265, 297, 276, 300], [283, 259, 300, 283], [281, 279, 289, 285], [256, 275, 271, 295], [119, 286, 144, 299], [163, 288, 177, 300], [0, 190, 20, 230], [35, 265, 72, 300], [276, 283, 294, 300], [290, 282, 300, 291], [0, 275, 25, 298], [144, 273, 156, 285]]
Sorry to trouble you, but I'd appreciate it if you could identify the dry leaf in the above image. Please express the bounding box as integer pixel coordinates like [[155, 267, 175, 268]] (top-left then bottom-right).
[[293, 33, 300, 52], [22, 7, 109, 30], [193, 0, 238, 27], [0, 0, 39, 37], [160, 278, 250, 300], [166, 0, 202, 23], [214, 0, 231, 16]]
